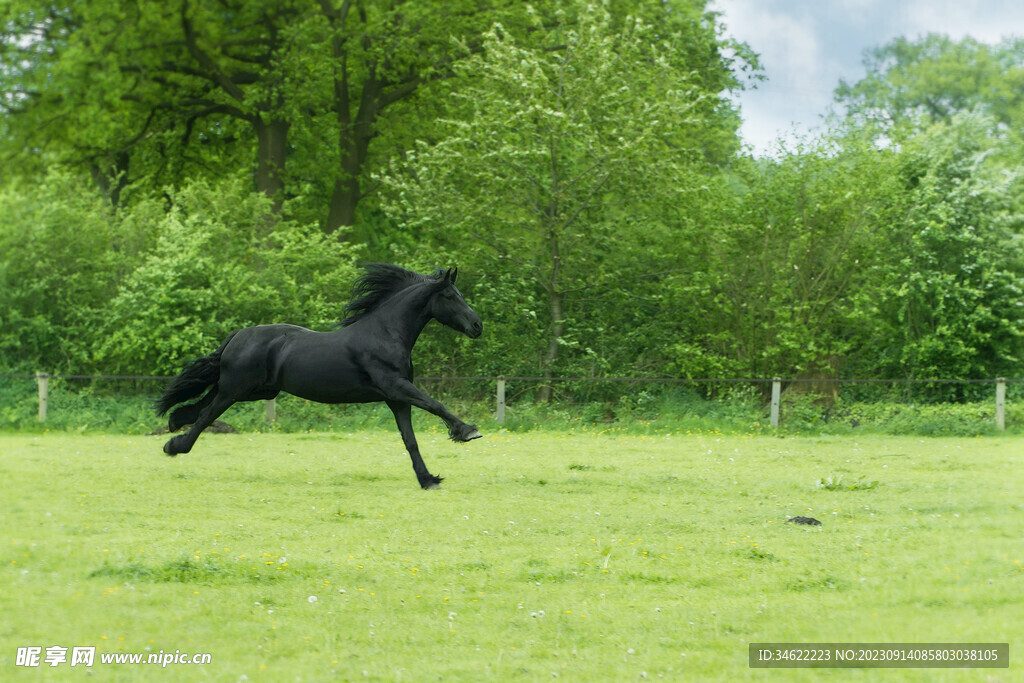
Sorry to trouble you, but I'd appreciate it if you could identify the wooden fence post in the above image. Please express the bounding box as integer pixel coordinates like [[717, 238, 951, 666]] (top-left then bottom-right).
[[265, 398, 276, 423], [996, 378, 1006, 431], [36, 372, 49, 422], [770, 377, 781, 428], [496, 377, 506, 425]]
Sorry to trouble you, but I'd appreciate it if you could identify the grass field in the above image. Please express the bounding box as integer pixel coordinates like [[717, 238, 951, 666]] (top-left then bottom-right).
[[1, 427, 1020, 681]]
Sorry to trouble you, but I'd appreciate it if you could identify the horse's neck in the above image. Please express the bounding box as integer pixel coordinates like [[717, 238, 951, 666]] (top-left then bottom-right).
[[368, 285, 434, 346]]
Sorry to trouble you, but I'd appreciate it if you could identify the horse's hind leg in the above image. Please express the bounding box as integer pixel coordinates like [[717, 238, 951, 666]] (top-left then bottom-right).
[[168, 388, 217, 432], [164, 391, 235, 456], [387, 400, 443, 489]]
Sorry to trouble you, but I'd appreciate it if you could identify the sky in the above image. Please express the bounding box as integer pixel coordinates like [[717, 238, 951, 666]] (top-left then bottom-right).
[[709, 0, 1024, 156]]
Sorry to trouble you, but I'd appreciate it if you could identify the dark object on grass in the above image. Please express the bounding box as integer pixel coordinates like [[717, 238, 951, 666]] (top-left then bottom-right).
[[155, 264, 483, 489], [203, 420, 238, 434], [787, 516, 822, 526]]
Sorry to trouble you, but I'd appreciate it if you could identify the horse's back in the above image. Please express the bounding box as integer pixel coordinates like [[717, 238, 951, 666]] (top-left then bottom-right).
[[216, 324, 311, 393], [223, 324, 382, 404], [222, 324, 310, 362]]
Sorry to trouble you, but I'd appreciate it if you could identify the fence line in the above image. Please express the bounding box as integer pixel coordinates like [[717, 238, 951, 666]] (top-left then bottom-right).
[[1, 373, 1019, 430], [5, 373, 1020, 384]]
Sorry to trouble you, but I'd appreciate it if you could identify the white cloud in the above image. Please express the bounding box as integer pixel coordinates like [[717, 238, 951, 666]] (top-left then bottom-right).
[[713, 0, 834, 153], [903, 0, 1024, 43], [712, 0, 1024, 156], [837, 0, 885, 9], [715, 0, 823, 84]]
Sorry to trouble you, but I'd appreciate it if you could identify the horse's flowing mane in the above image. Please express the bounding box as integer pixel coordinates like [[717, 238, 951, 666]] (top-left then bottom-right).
[[339, 264, 441, 327]]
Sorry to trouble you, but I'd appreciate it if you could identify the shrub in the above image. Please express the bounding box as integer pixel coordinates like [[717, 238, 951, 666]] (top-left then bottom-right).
[[92, 179, 361, 375]]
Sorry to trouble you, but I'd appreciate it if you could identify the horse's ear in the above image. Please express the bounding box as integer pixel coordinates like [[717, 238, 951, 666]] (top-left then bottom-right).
[[451, 267, 458, 284]]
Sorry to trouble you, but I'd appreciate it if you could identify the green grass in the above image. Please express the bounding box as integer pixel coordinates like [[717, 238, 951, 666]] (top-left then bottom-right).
[[1, 429, 1021, 681]]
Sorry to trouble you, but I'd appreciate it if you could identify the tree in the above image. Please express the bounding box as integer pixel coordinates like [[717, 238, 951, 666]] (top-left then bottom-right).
[[0, 170, 153, 368], [92, 178, 361, 375], [684, 117, 1024, 395], [833, 34, 1024, 393], [661, 136, 901, 382], [835, 34, 1024, 135], [864, 114, 1024, 391], [0, 0, 529, 230], [380, 2, 747, 398], [0, 173, 360, 374]]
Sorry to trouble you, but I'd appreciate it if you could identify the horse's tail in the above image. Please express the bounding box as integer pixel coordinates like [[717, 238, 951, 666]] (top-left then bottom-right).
[[154, 332, 237, 415]]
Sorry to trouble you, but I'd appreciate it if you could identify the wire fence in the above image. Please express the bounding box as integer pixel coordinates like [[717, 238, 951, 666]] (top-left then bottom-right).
[[1, 372, 1019, 431]]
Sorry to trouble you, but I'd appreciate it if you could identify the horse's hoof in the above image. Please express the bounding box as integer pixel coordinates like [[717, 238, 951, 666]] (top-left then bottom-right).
[[421, 476, 443, 490], [163, 441, 177, 456], [450, 424, 482, 442]]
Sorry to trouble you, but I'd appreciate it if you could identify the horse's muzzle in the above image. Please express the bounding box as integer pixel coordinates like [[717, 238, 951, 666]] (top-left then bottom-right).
[[466, 320, 483, 338]]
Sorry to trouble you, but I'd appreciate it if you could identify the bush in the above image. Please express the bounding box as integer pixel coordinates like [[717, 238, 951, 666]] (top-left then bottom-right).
[[92, 179, 361, 375], [0, 175, 362, 377], [0, 171, 154, 370], [824, 400, 1012, 436]]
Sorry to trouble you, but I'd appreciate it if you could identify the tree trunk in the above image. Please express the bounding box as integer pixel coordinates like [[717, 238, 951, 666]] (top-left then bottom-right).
[[537, 240, 563, 403], [327, 67, 382, 235], [89, 151, 130, 208], [254, 117, 289, 214], [327, 174, 360, 232], [537, 288, 564, 403]]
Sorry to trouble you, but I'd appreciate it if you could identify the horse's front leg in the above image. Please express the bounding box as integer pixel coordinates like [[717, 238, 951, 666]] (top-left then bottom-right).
[[386, 400, 443, 489], [379, 377, 482, 442]]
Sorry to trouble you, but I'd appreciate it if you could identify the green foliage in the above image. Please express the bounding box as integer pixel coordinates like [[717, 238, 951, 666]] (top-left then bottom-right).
[[825, 399, 1021, 437], [667, 142, 899, 380], [0, 376, 36, 428], [93, 179, 360, 375], [663, 120, 1023, 392], [836, 34, 1024, 134], [380, 1, 737, 387], [0, 171, 155, 368], [864, 114, 1024, 389], [0, 174, 359, 375], [0, 0, 591, 230], [1, 8, 1022, 404]]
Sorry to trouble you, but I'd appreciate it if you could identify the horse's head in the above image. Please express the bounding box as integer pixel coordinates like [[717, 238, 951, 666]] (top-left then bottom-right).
[[430, 268, 483, 338]]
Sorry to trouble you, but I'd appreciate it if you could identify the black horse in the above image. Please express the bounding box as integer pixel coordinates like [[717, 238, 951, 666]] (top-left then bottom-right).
[[155, 264, 483, 489]]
